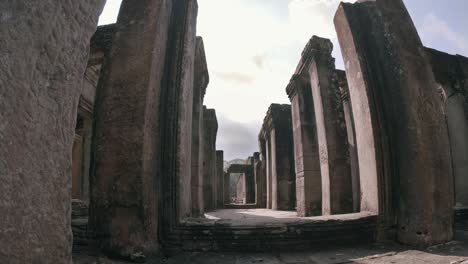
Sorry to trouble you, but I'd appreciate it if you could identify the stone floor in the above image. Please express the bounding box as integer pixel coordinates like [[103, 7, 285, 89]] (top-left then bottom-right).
[[201, 208, 373, 225], [205, 208, 301, 220], [74, 240, 468, 263], [74, 210, 468, 263]]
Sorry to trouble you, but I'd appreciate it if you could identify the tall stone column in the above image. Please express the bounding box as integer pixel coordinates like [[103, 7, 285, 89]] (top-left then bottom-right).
[[216, 150, 225, 208], [245, 157, 256, 204], [337, 70, 360, 213], [0, 1, 104, 262], [90, 0, 194, 258], [287, 74, 322, 216], [335, 0, 453, 246], [426, 48, 468, 210], [304, 36, 353, 215], [224, 172, 231, 205], [191, 37, 209, 216], [265, 136, 273, 209], [254, 152, 267, 208], [202, 107, 218, 211], [260, 104, 296, 211]]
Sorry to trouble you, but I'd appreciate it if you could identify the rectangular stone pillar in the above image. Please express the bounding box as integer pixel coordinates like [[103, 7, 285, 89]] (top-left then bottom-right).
[[287, 74, 322, 216], [191, 37, 209, 216], [245, 157, 256, 204], [254, 152, 267, 208], [265, 137, 273, 209], [0, 1, 104, 262], [72, 134, 84, 199], [335, 0, 453, 246], [202, 107, 218, 211], [426, 48, 468, 209], [224, 171, 231, 205], [175, 0, 197, 220], [216, 150, 225, 208], [260, 104, 296, 210], [304, 36, 353, 215], [90, 0, 179, 258], [72, 103, 94, 204], [236, 174, 246, 204], [337, 70, 360, 213]]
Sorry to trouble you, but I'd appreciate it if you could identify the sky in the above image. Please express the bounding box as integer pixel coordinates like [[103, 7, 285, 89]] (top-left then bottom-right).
[[98, 0, 468, 160]]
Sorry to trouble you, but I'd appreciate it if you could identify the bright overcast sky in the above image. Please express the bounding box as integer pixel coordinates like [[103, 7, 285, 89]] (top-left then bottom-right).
[[98, 0, 468, 160]]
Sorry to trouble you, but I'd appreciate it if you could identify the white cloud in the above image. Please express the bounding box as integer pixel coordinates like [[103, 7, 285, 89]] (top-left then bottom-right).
[[421, 13, 468, 55]]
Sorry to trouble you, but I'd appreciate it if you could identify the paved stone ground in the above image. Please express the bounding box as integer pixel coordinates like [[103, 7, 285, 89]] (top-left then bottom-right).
[[201, 208, 373, 225], [74, 240, 468, 264]]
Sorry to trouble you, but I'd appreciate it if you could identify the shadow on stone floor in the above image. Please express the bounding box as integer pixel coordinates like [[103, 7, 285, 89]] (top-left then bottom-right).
[[73, 241, 468, 264]]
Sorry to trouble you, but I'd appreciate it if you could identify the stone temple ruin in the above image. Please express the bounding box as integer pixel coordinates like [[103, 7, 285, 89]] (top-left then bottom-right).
[[1, 0, 468, 263]]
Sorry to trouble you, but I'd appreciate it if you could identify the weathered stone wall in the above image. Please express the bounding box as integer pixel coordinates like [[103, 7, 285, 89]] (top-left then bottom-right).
[[0, 0, 105, 262], [335, 0, 453, 246], [90, 0, 174, 258]]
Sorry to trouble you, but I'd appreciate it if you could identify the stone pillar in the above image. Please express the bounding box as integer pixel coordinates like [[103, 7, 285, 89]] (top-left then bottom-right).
[[245, 157, 256, 204], [224, 172, 231, 205], [72, 134, 84, 199], [426, 48, 468, 209], [202, 107, 218, 211], [337, 70, 360, 213], [191, 37, 209, 216], [216, 150, 225, 208], [265, 137, 273, 209], [260, 104, 296, 210], [287, 74, 322, 216], [0, 1, 104, 262], [302, 36, 353, 215], [236, 174, 246, 204], [254, 152, 267, 208], [335, 0, 453, 246], [90, 0, 179, 258]]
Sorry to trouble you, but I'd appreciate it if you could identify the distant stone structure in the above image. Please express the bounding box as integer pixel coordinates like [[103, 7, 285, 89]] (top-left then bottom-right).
[[259, 104, 296, 210]]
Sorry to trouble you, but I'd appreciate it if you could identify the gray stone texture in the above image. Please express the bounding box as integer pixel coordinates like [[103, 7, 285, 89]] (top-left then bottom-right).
[[426, 48, 468, 209], [337, 70, 361, 213], [202, 107, 218, 211], [90, 0, 174, 258], [334, 0, 453, 246], [0, 0, 105, 262], [216, 151, 225, 208], [176, 0, 198, 220], [304, 36, 353, 215], [224, 171, 231, 205], [191, 37, 209, 216], [287, 74, 322, 217], [254, 152, 267, 208]]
